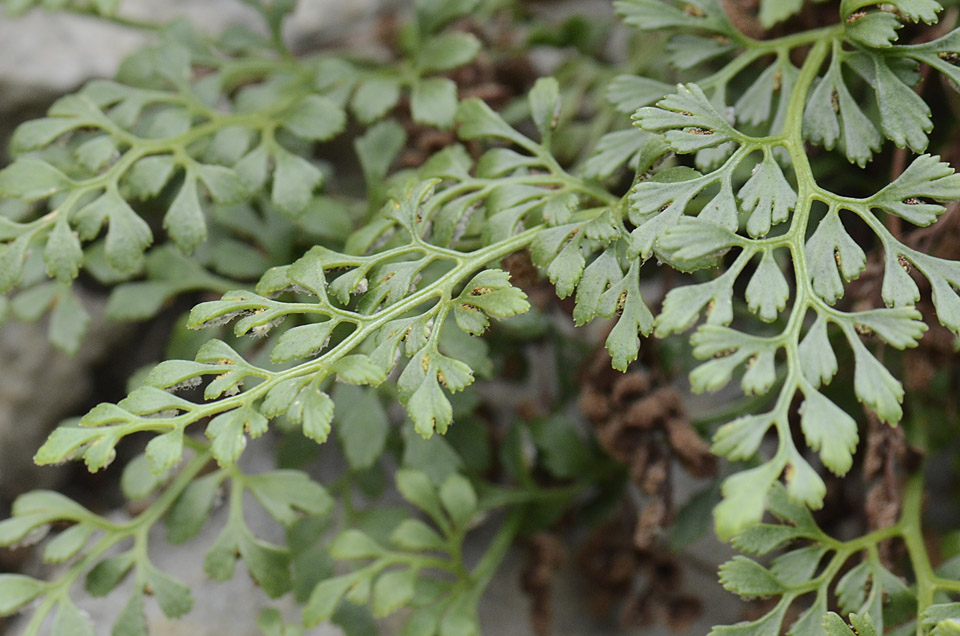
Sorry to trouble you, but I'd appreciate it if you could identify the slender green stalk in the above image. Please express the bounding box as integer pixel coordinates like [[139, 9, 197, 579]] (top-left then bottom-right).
[[467, 509, 524, 603], [901, 468, 937, 612], [19, 450, 212, 636]]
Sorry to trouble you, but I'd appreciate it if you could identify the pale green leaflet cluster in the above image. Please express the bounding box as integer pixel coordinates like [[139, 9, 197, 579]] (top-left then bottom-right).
[[0, 0, 959, 634]]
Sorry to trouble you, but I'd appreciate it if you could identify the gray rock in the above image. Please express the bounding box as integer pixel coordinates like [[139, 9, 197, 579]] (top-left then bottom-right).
[[0, 0, 397, 118], [0, 293, 131, 500]]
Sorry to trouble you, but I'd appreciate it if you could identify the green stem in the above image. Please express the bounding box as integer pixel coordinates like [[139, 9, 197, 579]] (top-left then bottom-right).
[[901, 468, 937, 613], [20, 450, 212, 636], [65, 7, 164, 31], [100, 219, 550, 442], [736, 24, 845, 53], [750, 37, 835, 456], [467, 508, 524, 599], [476, 483, 587, 512], [932, 577, 960, 593]]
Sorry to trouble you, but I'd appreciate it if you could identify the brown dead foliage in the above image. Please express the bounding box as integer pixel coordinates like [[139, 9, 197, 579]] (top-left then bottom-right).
[[521, 533, 567, 636], [622, 592, 704, 633], [567, 348, 713, 632], [578, 348, 716, 551], [577, 515, 704, 633], [502, 249, 560, 311], [862, 411, 925, 564], [372, 11, 538, 170]]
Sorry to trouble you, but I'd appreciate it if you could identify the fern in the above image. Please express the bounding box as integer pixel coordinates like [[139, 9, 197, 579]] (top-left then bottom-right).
[[614, 0, 960, 538], [715, 476, 960, 636], [1, 0, 960, 635], [0, 0, 482, 351]]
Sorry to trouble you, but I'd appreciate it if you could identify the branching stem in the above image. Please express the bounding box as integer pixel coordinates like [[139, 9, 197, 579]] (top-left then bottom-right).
[[19, 450, 212, 636]]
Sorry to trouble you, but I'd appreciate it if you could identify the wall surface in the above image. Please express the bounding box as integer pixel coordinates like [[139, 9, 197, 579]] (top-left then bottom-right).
[[0, 0, 397, 117]]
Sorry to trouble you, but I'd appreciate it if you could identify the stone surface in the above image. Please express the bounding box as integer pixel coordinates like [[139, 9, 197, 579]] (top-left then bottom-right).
[[0, 293, 132, 501], [0, 0, 398, 118]]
